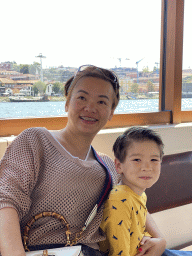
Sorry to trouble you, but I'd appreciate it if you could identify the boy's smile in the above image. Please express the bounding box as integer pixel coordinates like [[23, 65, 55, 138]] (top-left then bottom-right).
[[115, 140, 161, 196]]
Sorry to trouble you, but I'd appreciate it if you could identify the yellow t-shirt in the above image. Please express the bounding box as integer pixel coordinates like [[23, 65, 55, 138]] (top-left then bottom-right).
[[100, 185, 149, 256]]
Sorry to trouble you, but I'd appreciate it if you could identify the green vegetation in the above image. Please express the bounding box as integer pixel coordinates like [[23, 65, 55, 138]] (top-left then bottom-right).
[[0, 97, 10, 102], [52, 82, 64, 95], [130, 83, 139, 94], [43, 68, 75, 82], [147, 80, 155, 93], [182, 75, 192, 83], [33, 81, 46, 96], [12, 61, 41, 75]]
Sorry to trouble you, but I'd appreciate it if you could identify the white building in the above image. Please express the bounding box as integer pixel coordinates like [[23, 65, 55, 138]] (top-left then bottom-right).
[[5, 88, 13, 96], [45, 84, 54, 96], [20, 87, 33, 96]]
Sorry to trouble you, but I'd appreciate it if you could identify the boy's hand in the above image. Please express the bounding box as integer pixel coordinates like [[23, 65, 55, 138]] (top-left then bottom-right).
[[136, 236, 166, 256]]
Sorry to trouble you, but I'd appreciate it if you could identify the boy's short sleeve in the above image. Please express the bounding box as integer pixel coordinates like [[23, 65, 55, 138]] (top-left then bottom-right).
[[100, 198, 132, 256]]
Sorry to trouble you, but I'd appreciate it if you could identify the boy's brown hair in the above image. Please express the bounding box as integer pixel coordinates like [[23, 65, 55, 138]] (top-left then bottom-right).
[[113, 126, 164, 163]]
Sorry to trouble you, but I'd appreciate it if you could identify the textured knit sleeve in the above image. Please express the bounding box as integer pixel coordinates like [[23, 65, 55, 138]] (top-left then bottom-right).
[[0, 128, 42, 220], [100, 198, 132, 256]]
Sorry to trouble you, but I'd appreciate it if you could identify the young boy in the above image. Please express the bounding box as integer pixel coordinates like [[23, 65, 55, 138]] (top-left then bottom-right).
[[99, 127, 164, 256]]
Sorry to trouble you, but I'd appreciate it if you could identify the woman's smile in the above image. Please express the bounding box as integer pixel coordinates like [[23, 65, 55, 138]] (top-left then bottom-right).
[[80, 116, 98, 123]]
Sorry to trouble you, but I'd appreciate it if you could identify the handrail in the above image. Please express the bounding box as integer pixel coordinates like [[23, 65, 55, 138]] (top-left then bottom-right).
[[0, 111, 171, 137]]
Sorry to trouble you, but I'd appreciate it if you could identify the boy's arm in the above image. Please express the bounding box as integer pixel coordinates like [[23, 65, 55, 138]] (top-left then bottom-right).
[[137, 212, 166, 256], [100, 200, 132, 256], [145, 212, 164, 238], [0, 208, 26, 256]]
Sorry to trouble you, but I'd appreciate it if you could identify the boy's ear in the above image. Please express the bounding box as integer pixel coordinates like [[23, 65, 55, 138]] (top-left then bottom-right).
[[114, 158, 123, 174]]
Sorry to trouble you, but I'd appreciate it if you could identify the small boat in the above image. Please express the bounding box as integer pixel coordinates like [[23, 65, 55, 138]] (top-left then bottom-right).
[[9, 95, 50, 102]]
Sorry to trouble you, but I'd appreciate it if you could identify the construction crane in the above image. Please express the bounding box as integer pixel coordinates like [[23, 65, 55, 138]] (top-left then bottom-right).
[[35, 53, 46, 82], [155, 62, 160, 75], [136, 58, 144, 83], [117, 58, 130, 67]]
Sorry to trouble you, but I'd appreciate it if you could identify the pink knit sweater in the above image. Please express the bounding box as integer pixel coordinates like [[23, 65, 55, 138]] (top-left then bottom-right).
[[0, 127, 119, 248]]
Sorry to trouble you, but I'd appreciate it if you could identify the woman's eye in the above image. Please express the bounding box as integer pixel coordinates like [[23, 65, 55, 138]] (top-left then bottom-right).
[[98, 100, 107, 105], [78, 96, 86, 100]]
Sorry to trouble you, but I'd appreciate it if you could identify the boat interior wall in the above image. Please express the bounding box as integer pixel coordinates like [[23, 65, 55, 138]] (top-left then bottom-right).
[[92, 123, 192, 159], [146, 151, 192, 249], [0, 135, 16, 160], [1, 123, 192, 160], [152, 204, 192, 250], [146, 151, 192, 213]]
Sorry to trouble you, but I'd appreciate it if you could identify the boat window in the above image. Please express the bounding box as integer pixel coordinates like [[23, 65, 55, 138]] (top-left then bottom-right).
[[0, 0, 161, 120], [0, 0, 189, 136], [182, 0, 192, 111]]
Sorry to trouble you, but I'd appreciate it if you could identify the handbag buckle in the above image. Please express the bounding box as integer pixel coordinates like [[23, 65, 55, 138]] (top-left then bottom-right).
[[42, 250, 55, 256]]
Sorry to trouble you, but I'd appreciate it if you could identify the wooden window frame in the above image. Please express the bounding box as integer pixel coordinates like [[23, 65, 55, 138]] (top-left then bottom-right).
[[0, 0, 188, 137]]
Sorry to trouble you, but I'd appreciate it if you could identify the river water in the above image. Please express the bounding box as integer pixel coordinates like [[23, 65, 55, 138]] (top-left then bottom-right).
[[1, 99, 192, 119]]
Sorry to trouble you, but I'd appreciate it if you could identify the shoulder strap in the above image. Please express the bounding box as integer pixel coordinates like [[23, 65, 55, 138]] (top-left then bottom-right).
[[83, 147, 113, 230], [91, 146, 113, 210]]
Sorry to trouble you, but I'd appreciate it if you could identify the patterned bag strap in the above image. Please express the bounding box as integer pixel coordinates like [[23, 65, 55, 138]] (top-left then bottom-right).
[[91, 146, 113, 210]]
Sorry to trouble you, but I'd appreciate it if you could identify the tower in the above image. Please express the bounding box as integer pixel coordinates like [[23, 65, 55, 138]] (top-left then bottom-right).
[[35, 53, 46, 82]]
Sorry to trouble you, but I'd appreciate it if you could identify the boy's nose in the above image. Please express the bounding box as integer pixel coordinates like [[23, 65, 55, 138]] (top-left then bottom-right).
[[141, 161, 152, 171]]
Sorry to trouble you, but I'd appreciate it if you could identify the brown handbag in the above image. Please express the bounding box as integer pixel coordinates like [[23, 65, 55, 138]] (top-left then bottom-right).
[[23, 211, 83, 256]]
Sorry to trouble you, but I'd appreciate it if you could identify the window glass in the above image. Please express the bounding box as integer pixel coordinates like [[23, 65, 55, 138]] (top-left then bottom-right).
[[182, 0, 192, 110], [0, 0, 161, 118]]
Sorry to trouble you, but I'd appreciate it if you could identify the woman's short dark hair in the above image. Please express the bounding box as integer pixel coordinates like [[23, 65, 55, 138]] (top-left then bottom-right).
[[113, 126, 164, 163], [64, 65, 120, 110]]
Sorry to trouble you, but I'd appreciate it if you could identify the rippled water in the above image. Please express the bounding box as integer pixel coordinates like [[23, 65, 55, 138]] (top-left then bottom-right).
[[0, 99, 192, 119]]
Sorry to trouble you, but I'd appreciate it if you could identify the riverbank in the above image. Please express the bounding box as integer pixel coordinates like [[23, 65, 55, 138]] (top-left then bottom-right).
[[0, 96, 66, 103], [0, 94, 158, 103]]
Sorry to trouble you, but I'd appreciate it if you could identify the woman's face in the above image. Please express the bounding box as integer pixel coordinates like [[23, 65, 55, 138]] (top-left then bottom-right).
[[65, 76, 115, 137]]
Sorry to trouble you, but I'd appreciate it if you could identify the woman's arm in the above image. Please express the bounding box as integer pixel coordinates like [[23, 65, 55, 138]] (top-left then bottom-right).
[[0, 208, 26, 256]]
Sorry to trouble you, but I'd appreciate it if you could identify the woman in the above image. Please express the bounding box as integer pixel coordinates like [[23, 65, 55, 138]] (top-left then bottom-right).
[[0, 65, 167, 256]]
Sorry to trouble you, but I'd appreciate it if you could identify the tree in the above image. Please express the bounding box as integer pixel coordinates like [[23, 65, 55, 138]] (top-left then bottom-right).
[[33, 81, 46, 96], [130, 83, 139, 94], [147, 81, 155, 93], [33, 85, 39, 96], [60, 83, 65, 96], [153, 66, 157, 72], [20, 64, 30, 74], [142, 66, 150, 77], [142, 66, 150, 73], [29, 62, 41, 75], [12, 62, 20, 72], [53, 82, 63, 94]]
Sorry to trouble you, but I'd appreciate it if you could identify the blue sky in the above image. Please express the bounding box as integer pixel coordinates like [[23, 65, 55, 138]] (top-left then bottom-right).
[[1, 0, 191, 70]]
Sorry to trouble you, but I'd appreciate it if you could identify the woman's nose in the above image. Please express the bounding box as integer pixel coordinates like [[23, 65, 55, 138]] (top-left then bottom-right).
[[84, 101, 97, 113]]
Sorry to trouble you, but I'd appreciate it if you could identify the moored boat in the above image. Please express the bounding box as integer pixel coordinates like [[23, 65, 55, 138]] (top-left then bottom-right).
[[9, 95, 50, 102]]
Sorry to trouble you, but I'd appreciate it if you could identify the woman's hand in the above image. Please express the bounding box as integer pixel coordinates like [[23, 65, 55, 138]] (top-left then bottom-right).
[[136, 236, 166, 256]]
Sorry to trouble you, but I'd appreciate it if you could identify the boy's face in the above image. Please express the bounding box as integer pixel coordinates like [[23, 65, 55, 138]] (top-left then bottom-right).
[[115, 140, 161, 196]]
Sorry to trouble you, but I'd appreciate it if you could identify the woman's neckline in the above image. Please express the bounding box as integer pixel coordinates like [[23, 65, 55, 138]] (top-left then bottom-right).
[[50, 130, 92, 161]]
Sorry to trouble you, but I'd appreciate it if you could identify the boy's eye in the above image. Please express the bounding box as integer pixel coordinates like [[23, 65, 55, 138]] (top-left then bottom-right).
[[133, 159, 141, 162], [151, 159, 159, 162]]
